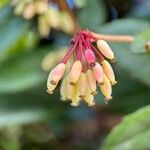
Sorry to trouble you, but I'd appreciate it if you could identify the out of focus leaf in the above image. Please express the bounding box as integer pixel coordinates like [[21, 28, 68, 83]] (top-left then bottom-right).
[[102, 105, 150, 150], [130, 29, 150, 53], [0, 88, 70, 128], [0, 11, 38, 62], [0, 49, 47, 94], [99, 19, 150, 35], [77, 0, 106, 30], [0, 0, 8, 8], [127, 1, 150, 19]]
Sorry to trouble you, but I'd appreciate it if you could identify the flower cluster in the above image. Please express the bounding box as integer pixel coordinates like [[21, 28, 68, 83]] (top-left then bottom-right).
[[47, 30, 117, 106], [11, 0, 74, 37]]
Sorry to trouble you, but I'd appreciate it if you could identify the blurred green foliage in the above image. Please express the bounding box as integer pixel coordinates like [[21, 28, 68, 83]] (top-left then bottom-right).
[[0, 0, 150, 149]]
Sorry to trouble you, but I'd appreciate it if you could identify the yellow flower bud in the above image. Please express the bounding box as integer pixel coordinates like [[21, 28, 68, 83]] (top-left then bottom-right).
[[101, 60, 117, 85], [60, 77, 68, 101], [99, 74, 112, 102], [71, 84, 80, 106], [84, 88, 95, 106], [78, 72, 86, 99], [86, 70, 97, 95]]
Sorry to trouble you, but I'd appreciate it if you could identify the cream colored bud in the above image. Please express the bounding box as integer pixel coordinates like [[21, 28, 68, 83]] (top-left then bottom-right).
[[38, 16, 50, 37], [66, 75, 75, 100], [99, 74, 112, 101], [101, 60, 117, 85], [23, 3, 35, 19], [97, 40, 115, 60], [48, 63, 65, 85], [69, 60, 82, 85], [34, 0, 48, 14], [47, 83, 57, 94], [78, 73, 86, 99], [60, 77, 68, 101], [93, 62, 104, 85], [86, 70, 97, 95], [84, 88, 95, 107], [71, 84, 80, 106], [46, 9, 60, 28], [60, 12, 74, 34]]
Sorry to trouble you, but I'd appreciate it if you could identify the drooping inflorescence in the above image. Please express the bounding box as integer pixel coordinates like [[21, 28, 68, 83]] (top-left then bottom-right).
[[47, 30, 117, 106]]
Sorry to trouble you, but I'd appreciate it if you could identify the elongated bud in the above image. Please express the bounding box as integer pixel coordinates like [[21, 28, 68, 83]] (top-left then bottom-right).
[[71, 84, 80, 106], [86, 70, 97, 95], [48, 63, 65, 85], [69, 60, 82, 85], [60, 77, 68, 101], [78, 73, 86, 99], [97, 40, 115, 61], [99, 74, 112, 101], [93, 62, 104, 85], [23, 3, 35, 19], [34, 0, 48, 14], [85, 49, 96, 67], [47, 83, 57, 94], [101, 60, 117, 85], [84, 88, 95, 106], [66, 75, 75, 100]]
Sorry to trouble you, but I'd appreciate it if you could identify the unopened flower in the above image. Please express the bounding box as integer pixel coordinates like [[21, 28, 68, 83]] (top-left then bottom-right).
[[11, 0, 75, 36], [47, 30, 117, 106]]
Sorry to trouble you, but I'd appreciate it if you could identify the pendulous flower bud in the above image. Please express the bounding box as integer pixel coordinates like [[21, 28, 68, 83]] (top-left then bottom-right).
[[86, 70, 97, 95], [48, 63, 66, 85], [101, 60, 117, 85], [71, 84, 80, 106], [85, 49, 96, 67], [84, 88, 95, 106], [78, 72, 86, 99], [99, 74, 112, 102], [97, 40, 115, 60], [93, 62, 104, 85], [60, 77, 68, 101], [69, 60, 82, 85]]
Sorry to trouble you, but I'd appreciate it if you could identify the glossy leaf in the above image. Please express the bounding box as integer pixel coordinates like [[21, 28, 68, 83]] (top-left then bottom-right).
[[102, 105, 150, 150]]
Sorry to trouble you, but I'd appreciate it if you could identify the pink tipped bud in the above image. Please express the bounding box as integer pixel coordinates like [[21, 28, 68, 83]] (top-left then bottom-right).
[[99, 74, 112, 101], [93, 62, 104, 85], [101, 60, 117, 85], [48, 63, 66, 85], [78, 73, 86, 99], [97, 40, 115, 60], [86, 70, 97, 95], [69, 60, 82, 85], [85, 49, 96, 67]]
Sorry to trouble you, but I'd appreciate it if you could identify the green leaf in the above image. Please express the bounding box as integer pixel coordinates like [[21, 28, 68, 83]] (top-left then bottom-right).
[[0, 49, 47, 94], [77, 0, 107, 30], [102, 105, 150, 150], [0, 9, 38, 62], [0, 88, 69, 128], [99, 19, 150, 35], [130, 29, 150, 53]]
